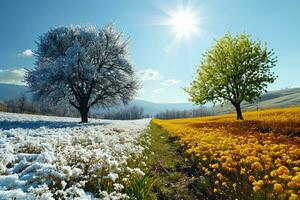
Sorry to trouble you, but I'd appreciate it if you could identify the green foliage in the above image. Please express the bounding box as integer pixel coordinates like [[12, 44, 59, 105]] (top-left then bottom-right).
[[125, 175, 155, 200], [185, 32, 277, 119]]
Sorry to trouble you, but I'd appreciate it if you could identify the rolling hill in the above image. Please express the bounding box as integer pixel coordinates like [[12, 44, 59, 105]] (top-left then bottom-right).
[[214, 87, 300, 114]]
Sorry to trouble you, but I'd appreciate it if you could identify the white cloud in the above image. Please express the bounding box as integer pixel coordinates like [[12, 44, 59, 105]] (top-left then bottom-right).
[[162, 79, 180, 86], [138, 68, 163, 81], [0, 68, 27, 85], [153, 88, 165, 94], [18, 49, 34, 57]]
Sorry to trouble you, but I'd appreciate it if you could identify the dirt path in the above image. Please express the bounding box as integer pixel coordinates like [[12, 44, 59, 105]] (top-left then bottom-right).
[[146, 123, 213, 200]]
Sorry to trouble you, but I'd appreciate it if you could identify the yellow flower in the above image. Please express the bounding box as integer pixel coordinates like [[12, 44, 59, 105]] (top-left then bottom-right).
[[278, 166, 289, 174], [251, 161, 263, 171], [264, 164, 271, 170], [270, 170, 278, 177], [273, 183, 283, 193], [292, 175, 300, 182], [248, 175, 256, 183], [279, 174, 292, 181], [253, 185, 260, 192], [240, 168, 246, 175], [289, 194, 298, 200], [213, 188, 217, 193], [217, 173, 224, 180], [263, 175, 269, 180], [211, 163, 219, 169], [152, 107, 300, 198], [287, 175, 300, 187], [253, 180, 264, 187], [270, 166, 290, 178], [293, 167, 300, 172]]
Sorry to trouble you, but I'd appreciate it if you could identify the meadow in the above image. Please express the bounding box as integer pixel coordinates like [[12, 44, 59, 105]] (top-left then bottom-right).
[[153, 107, 300, 200], [0, 112, 151, 199]]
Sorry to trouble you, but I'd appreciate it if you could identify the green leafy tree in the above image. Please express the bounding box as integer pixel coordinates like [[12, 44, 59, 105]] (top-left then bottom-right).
[[185, 33, 277, 120]]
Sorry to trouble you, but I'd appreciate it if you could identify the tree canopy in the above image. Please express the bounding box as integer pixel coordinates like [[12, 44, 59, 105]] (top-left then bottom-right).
[[185, 33, 277, 120], [26, 24, 139, 122]]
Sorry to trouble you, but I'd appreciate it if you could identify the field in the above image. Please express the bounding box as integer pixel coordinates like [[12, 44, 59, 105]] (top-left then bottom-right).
[[1, 108, 300, 200], [0, 112, 150, 199], [152, 107, 300, 200]]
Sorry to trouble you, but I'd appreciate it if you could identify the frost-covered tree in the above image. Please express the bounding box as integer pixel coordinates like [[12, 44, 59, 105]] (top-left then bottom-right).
[[26, 24, 139, 122]]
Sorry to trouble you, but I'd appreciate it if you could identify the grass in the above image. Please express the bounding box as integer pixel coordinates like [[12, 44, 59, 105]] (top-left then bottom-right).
[[125, 175, 155, 199], [145, 122, 212, 200]]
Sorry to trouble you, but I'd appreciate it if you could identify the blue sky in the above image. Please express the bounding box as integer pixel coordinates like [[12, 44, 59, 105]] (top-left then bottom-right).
[[0, 0, 299, 103]]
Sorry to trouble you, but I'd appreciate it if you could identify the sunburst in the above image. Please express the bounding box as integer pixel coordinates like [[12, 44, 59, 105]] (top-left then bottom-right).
[[168, 7, 199, 40]]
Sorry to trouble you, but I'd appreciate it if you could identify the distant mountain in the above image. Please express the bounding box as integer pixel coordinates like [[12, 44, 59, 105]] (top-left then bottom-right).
[[96, 99, 195, 116], [1, 83, 299, 115], [132, 99, 195, 115], [0, 83, 30, 100]]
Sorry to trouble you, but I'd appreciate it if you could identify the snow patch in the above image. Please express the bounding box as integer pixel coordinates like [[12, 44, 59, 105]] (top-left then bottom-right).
[[0, 112, 150, 199]]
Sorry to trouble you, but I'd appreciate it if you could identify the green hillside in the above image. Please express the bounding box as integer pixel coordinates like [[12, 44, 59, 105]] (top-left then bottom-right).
[[215, 87, 300, 114]]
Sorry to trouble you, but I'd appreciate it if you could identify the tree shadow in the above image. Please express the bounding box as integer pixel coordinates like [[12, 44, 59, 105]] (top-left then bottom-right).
[[0, 119, 110, 130]]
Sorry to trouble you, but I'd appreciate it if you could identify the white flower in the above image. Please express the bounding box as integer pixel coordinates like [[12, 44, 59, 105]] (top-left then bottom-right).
[[61, 181, 67, 189], [141, 161, 147, 167], [113, 183, 124, 191], [132, 168, 145, 176], [107, 172, 119, 182], [0, 112, 151, 197]]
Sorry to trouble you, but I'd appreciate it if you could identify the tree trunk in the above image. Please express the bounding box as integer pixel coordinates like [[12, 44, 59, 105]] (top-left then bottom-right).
[[80, 107, 89, 123], [234, 103, 244, 120]]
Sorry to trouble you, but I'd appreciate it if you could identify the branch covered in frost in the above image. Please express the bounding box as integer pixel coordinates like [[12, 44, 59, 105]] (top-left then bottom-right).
[[26, 24, 140, 121]]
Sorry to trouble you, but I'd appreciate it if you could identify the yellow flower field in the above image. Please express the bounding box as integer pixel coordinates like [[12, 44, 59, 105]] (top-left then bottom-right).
[[152, 107, 300, 199]]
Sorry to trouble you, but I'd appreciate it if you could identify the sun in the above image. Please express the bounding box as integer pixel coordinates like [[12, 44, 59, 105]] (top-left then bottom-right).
[[169, 8, 199, 40], [150, 1, 203, 45]]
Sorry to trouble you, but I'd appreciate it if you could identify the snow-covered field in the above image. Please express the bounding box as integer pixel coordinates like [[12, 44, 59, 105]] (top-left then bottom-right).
[[0, 112, 151, 199]]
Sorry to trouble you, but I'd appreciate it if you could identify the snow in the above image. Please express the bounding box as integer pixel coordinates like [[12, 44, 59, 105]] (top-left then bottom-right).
[[0, 112, 150, 199]]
